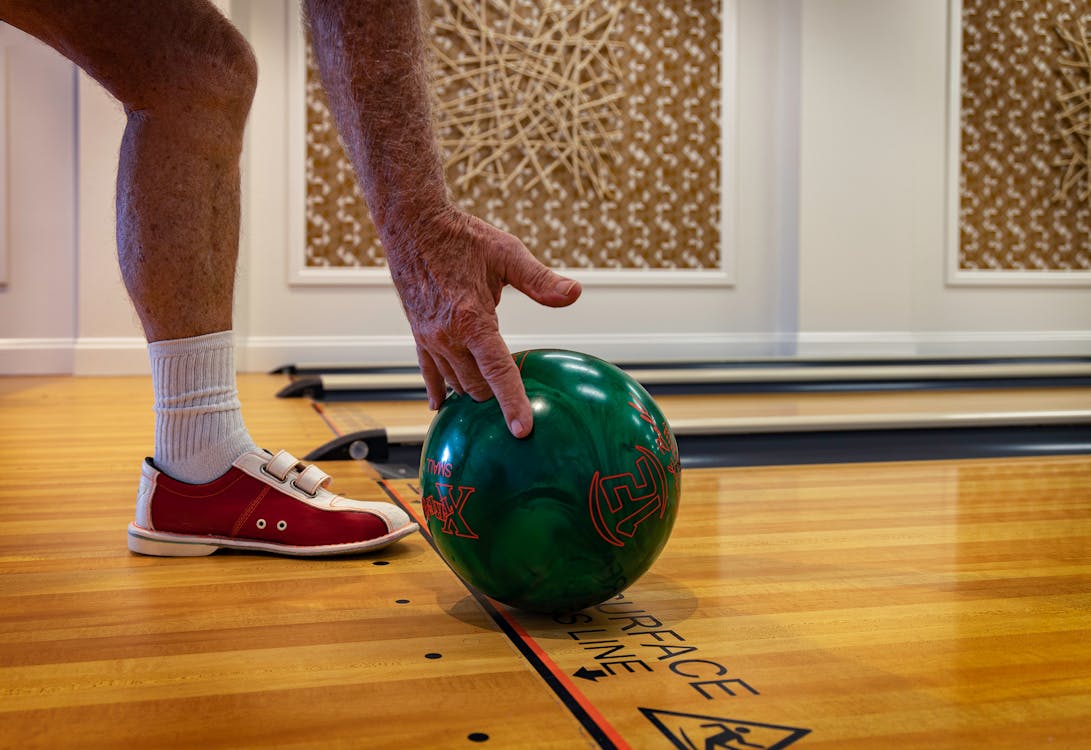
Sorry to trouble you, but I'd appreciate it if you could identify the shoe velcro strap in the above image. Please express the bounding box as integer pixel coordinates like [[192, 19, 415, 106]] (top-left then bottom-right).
[[265, 450, 300, 481], [294, 464, 330, 496]]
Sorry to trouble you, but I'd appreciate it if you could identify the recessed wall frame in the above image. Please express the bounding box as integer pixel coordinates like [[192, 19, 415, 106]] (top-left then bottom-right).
[[287, 0, 737, 288], [945, 0, 1091, 287]]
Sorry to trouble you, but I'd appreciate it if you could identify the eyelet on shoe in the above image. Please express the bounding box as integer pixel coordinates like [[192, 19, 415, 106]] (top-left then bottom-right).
[[260, 463, 288, 483], [256, 519, 267, 529], [291, 480, 319, 499], [277, 520, 288, 531]]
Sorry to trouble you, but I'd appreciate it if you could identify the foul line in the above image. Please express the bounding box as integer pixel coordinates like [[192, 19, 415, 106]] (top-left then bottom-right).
[[310, 401, 341, 435], [380, 480, 631, 750]]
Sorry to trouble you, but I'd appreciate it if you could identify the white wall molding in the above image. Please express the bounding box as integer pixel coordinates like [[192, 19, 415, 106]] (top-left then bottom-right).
[[240, 331, 797, 373], [797, 332, 918, 357], [289, 266, 735, 288], [0, 338, 75, 374], [243, 330, 1091, 371], [914, 330, 1091, 356], [0, 337, 146, 376], [799, 330, 1091, 357], [945, 267, 1091, 288], [72, 337, 150, 375]]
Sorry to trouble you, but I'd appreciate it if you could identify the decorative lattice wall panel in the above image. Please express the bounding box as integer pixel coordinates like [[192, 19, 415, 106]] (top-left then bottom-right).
[[959, 0, 1090, 272], [305, 0, 721, 273]]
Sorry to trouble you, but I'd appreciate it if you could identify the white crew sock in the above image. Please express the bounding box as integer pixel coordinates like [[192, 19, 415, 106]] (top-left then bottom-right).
[[148, 330, 258, 485]]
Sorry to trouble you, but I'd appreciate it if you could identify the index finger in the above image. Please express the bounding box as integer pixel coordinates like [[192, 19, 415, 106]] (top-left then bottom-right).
[[467, 337, 533, 438]]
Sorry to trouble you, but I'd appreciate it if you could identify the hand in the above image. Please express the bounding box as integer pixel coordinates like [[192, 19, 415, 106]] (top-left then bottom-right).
[[384, 208, 582, 438]]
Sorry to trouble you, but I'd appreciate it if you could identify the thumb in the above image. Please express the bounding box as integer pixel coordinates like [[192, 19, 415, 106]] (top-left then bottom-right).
[[506, 246, 582, 308]]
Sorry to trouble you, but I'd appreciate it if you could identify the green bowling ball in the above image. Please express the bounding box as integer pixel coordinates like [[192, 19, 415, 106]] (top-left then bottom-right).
[[419, 349, 681, 614]]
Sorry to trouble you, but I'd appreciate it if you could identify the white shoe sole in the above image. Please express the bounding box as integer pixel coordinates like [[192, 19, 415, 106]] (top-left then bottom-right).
[[127, 522, 419, 557]]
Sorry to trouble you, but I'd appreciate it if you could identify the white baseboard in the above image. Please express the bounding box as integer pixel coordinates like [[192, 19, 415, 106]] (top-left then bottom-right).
[[798, 331, 1091, 358], [2, 331, 1088, 376], [913, 331, 1091, 356], [797, 332, 918, 357], [241, 335, 419, 372], [240, 332, 799, 372], [73, 337, 150, 375], [0, 338, 75, 374]]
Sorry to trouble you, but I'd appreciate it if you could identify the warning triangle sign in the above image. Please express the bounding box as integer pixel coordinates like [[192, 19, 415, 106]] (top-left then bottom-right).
[[640, 707, 811, 750]]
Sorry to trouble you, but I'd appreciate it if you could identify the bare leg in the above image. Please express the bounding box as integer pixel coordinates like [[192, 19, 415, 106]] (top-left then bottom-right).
[[0, 0, 256, 342], [2, 0, 259, 483]]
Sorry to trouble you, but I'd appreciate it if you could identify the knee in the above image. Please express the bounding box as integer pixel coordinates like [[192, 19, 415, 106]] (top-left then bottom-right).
[[208, 24, 258, 123], [211, 29, 258, 125], [122, 13, 257, 132]]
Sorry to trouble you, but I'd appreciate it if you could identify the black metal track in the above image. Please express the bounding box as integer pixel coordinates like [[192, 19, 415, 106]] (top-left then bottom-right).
[[674, 424, 1091, 468]]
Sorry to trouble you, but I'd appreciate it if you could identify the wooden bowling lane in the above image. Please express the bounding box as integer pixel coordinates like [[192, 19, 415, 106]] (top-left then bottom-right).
[[0, 533, 595, 748], [0, 376, 598, 748], [384, 454, 1091, 750]]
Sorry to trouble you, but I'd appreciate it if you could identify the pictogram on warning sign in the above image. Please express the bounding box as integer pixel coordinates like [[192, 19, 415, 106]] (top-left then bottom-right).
[[640, 708, 811, 750]]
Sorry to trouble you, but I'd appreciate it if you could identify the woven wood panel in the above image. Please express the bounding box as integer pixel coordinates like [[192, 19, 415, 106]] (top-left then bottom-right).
[[959, 1, 1090, 271], [305, 0, 721, 272]]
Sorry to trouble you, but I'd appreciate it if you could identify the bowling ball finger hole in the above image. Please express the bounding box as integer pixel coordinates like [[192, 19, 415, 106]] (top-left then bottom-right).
[[425, 652, 443, 660], [468, 733, 489, 743]]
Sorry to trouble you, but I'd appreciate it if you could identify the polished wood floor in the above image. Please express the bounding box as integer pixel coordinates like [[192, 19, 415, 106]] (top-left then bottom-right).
[[1, 374, 1089, 749]]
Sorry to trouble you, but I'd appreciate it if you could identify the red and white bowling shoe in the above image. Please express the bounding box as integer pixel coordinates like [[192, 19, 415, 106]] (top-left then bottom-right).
[[127, 449, 417, 557]]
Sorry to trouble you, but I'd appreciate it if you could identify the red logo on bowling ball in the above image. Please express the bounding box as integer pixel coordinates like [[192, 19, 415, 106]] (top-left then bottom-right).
[[422, 483, 479, 539], [589, 445, 669, 548], [629, 400, 681, 479]]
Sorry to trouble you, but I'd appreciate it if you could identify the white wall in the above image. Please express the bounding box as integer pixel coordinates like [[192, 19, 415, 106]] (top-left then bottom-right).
[[0, 0, 1088, 375], [0, 27, 78, 373], [73, 71, 147, 374], [797, 0, 1091, 356]]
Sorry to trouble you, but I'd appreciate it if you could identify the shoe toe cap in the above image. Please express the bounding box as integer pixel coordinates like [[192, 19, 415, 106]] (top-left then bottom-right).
[[332, 497, 413, 533]]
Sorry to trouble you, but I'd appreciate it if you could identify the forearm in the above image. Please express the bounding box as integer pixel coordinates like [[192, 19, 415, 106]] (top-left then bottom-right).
[[305, 0, 581, 435], [305, 0, 451, 251]]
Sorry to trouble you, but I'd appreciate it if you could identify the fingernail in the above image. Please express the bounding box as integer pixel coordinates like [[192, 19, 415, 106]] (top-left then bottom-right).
[[510, 418, 526, 437]]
